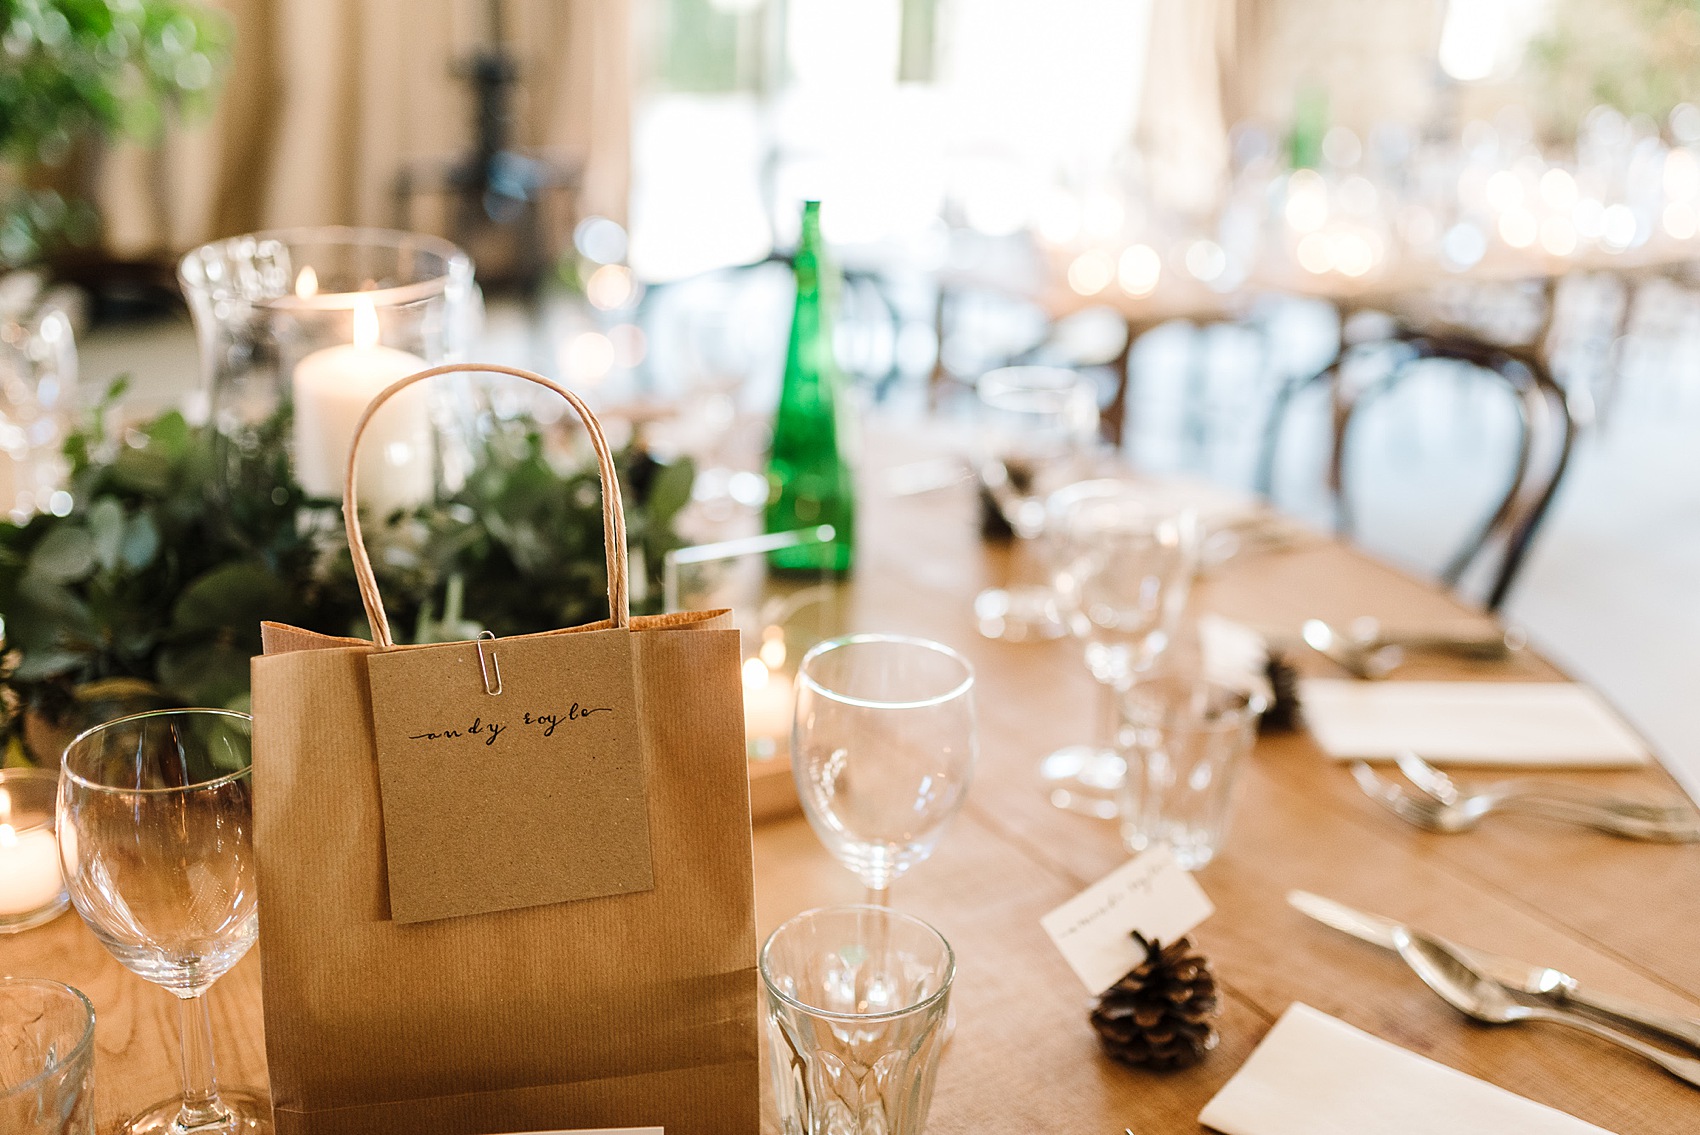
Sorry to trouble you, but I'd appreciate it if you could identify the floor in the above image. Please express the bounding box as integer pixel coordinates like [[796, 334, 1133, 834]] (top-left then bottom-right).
[[75, 290, 1700, 800]]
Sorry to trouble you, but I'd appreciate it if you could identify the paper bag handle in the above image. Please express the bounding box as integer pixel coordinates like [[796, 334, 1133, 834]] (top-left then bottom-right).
[[343, 362, 629, 648]]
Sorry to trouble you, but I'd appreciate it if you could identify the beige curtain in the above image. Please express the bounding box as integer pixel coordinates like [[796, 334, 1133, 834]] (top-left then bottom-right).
[[1134, 0, 1235, 216], [97, 0, 631, 261]]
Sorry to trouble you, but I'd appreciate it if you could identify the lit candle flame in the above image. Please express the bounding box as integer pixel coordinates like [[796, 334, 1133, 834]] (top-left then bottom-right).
[[759, 626, 786, 670], [353, 296, 379, 349], [295, 266, 319, 299], [0, 787, 13, 848], [741, 656, 770, 691]]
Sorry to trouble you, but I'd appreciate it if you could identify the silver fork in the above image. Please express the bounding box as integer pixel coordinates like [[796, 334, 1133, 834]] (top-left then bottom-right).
[[1392, 750, 1694, 824], [1350, 761, 1700, 841]]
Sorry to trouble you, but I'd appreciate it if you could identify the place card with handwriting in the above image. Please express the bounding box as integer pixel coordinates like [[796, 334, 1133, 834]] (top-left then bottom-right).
[[1041, 846, 1214, 993], [366, 628, 654, 923]]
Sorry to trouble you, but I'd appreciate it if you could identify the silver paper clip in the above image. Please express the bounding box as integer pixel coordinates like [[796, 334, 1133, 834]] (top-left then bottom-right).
[[476, 630, 503, 695]]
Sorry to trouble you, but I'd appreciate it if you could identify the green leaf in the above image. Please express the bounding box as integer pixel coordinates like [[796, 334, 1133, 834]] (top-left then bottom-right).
[[156, 641, 251, 708], [11, 648, 87, 682], [171, 562, 293, 636], [110, 444, 175, 495], [645, 457, 695, 526], [29, 525, 97, 584], [88, 497, 124, 571], [119, 510, 159, 571]]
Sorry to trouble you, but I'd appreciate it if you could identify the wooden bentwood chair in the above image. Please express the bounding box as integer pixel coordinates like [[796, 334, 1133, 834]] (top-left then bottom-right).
[[1255, 323, 1577, 613]]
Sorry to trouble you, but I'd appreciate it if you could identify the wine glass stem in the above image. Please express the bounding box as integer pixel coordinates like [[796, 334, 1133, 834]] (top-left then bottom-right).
[[865, 884, 890, 907], [175, 991, 229, 1130]]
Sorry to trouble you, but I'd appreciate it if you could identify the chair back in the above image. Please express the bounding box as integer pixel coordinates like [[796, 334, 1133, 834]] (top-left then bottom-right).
[[1257, 326, 1575, 612]]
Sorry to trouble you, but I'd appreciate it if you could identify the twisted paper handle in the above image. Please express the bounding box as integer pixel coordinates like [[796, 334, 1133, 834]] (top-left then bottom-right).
[[342, 362, 629, 648]]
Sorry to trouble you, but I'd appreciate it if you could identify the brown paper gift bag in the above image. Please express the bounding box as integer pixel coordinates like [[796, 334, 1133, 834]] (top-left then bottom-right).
[[251, 364, 759, 1135]]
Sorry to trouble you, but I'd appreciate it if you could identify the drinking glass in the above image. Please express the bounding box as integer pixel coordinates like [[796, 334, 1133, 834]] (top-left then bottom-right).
[[793, 635, 976, 903], [972, 366, 1099, 642], [1116, 675, 1265, 869], [57, 709, 267, 1135], [1042, 480, 1198, 818], [761, 905, 955, 1135], [0, 977, 95, 1135]]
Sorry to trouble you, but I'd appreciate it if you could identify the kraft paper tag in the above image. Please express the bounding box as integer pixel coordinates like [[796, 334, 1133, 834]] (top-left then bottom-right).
[[1040, 847, 1214, 993], [366, 628, 654, 924]]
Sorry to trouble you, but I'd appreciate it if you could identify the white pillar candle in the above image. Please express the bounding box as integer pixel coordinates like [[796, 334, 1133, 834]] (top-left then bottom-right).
[[291, 297, 433, 518], [0, 788, 63, 917]]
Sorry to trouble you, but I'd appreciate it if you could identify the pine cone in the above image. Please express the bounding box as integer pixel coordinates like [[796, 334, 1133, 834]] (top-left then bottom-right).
[[1089, 932, 1221, 1071]]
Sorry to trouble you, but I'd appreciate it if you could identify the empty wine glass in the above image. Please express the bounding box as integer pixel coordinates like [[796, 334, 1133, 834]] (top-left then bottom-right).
[[793, 635, 976, 903], [972, 366, 1099, 642], [1042, 480, 1199, 819], [57, 709, 267, 1135]]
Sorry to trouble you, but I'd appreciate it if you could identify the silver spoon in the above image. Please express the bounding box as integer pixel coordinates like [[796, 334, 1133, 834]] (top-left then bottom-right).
[[1391, 926, 1700, 1090]]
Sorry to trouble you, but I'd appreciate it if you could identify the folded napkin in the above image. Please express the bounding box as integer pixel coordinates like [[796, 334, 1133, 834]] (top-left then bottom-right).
[[1299, 680, 1649, 768], [1199, 1003, 1615, 1135]]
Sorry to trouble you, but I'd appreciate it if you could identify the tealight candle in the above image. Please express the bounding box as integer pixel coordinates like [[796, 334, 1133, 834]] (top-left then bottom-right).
[[742, 655, 796, 745], [0, 773, 68, 932], [291, 294, 433, 517]]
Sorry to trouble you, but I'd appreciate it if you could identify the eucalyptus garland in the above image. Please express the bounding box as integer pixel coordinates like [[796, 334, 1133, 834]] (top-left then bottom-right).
[[0, 381, 694, 761]]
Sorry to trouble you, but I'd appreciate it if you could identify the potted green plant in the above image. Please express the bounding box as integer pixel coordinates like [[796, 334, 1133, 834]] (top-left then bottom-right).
[[0, 0, 229, 271]]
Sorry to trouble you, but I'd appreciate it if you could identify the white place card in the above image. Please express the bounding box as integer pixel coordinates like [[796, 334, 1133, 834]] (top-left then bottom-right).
[[1200, 1003, 1614, 1134], [1041, 847, 1214, 994], [1300, 680, 1650, 768]]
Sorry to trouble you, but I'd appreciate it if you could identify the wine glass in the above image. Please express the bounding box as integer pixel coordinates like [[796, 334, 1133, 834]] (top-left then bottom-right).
[[793, 635, 976, 904], [57, 709, 267, 1135], [1042, 480, 1199, 819], [972, 366, 1099, 642]]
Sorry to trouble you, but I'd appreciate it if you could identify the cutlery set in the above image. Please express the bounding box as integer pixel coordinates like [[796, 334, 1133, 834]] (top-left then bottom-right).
[[1290, 891, 1700, 1089], [1286, 614, 1700, 1092]]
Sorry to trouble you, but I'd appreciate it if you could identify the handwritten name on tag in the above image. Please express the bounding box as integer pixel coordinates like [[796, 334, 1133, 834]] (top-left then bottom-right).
[[407, 705, 612, 746], [1040, 847, 1214, 993], [367, 627, 654, 924]]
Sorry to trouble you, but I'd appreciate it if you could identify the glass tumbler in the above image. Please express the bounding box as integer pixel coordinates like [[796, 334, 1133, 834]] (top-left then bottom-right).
[[761, 905, 955, 1135], [0, 977, 96, 1135], [1116, 676, 1264, 870]]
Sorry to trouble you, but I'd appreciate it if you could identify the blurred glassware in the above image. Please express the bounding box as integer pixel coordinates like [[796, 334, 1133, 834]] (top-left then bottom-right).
[[972, 365, 1099, 642], [58, 709, 269, 1135], [1042, 479, 1199, 819], [761, 905, 954, 1135], [793, 635, 976, 903], [0, 977, 95, 1135], [0, 767, 69, 933], [178, 227, 477, 517], [1116, 673, 1265, 870], [0, 271, 76, 521]]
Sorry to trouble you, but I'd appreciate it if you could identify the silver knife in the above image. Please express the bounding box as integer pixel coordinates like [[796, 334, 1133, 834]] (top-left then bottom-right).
[[1289, 889, 1700, 1053]]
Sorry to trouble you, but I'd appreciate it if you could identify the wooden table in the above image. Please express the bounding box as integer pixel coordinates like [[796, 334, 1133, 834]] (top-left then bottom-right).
[[8, 448, 1700, 1133]]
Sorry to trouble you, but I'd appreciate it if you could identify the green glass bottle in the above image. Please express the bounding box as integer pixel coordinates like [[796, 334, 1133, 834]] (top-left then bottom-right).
[[765, 200, 855, 573]]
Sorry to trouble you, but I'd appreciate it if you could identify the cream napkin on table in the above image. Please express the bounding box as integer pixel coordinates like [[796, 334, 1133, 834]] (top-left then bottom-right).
[[1299, 680, 1649, 768], [1199, 1003, 1616, 1135]]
